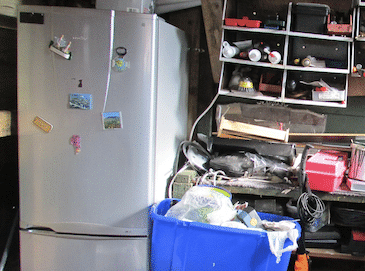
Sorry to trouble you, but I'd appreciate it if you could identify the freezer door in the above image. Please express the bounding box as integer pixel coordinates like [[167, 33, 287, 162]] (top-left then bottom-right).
[[20, 230, 148, 271], [18, 6, 158, 236]]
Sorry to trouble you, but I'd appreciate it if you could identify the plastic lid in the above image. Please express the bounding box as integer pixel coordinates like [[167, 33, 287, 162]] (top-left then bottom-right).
[[294, 3, 330, 15]]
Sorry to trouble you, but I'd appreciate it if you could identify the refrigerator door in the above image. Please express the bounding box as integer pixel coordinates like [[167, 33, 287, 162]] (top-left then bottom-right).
[[20, 230, 148, 271], [18, 6, 159, 236]]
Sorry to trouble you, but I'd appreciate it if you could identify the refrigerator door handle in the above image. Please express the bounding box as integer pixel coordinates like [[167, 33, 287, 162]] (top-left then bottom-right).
[[23, 226, 55, 232], [20, 220, 148, 236], [20, 228, 146, 240]]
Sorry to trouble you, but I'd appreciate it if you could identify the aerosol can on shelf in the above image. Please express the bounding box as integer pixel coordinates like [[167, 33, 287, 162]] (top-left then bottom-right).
[[222, 41, 240, 58], [248, 42, 281, 64], [248, 48, 264, 62], [261, 44, 281, 64], [268, 51, 281, 64]]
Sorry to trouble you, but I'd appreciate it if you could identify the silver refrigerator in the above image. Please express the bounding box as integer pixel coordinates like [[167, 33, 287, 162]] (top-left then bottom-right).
[[17, 5, 188, 271]]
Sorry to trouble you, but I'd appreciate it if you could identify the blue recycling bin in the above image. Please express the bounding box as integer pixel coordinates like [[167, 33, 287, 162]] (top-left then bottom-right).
[[150, 198, 300, 271]]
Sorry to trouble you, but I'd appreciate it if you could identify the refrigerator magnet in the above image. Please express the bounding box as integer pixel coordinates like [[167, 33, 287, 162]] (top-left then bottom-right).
[[111, 57, 130, 72], [49, 35, 72, 60], [111, 47, 130, 72], [70, 135, 81, 154], [69, 93, 93, 110], [33, 116, 53, 133], [102, 112, 123, 130]]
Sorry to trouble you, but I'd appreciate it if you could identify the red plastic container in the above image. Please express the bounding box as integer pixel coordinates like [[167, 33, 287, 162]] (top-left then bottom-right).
[[327, 15, 352, 36], [306, 150, 348, 192], [225, 17, 262, 28]]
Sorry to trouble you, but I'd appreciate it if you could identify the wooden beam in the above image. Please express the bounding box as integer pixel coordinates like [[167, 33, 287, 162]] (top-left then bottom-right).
[[218, 116, 290, 142], [201, 0, 223, 83]]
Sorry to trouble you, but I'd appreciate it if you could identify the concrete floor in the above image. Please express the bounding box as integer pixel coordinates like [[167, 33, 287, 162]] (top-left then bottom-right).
[[5, 255, 365, 270], [5, 237, 364, 271]]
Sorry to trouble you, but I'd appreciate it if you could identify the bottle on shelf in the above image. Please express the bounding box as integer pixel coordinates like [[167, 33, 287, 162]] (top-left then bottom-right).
[[222, 41, 240, 58], [293, 56, 326, 68], [234, 40, 253, 59], [268, 51, 281, 64], [248, 42, 281, 64], [248, 48, 265, 62]]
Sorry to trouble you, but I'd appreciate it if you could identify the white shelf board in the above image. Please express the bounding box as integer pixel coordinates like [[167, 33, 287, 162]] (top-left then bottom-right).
[[285, 65, 350, 74], [222, 25, 288, 36], [219, 57, 286, 70], [218, 90, 347, 108], [288, 31, 353, 42]]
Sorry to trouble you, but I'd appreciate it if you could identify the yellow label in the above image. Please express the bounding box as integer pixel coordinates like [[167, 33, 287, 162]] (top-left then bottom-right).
[[33, 116, 53, 133], [250, 217, 258, 226], [239, 81, 253, 89]]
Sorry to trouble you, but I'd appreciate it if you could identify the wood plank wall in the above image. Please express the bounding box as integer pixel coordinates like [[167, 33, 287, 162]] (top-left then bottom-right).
[[161, 7, 217, 137]]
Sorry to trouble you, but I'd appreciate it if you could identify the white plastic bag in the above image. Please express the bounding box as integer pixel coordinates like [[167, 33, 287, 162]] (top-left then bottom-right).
[[263, 220, 299, 263], [165, 185, 236, 225]]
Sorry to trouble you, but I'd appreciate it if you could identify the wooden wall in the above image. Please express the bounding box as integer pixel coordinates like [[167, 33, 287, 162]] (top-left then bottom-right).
[[161, 7, 217, 136]]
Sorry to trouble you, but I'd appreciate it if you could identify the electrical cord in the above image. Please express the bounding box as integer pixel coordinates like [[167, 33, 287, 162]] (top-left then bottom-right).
[[189, 92, 220, 141], [196, 169, 228, 187], [169, 90, 220, 197], [168, 163, 190, 199], [296, 144, 325, 226], [297, 191, 325, 226]]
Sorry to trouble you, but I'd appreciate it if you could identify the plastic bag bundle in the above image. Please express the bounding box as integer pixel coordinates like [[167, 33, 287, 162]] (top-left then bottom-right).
[[165, 185, 236, 225], [263, 220, 299, 263], [209, 152, 291, 179]]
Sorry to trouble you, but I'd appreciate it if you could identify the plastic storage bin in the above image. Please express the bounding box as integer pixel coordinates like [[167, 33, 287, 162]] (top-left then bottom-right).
[[306, 150, 348, 192], [150, 198, 300, 271], [292, 3, 330, 34]]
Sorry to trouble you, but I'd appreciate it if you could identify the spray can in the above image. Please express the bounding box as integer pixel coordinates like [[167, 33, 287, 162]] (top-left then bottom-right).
[[301, 57, 312, 67], [222, 41, 240, 58], [248, 48, 262, 62], [261, 44, 281, 64], [268, 51, 282, 64], [248, 43, 280, 63]]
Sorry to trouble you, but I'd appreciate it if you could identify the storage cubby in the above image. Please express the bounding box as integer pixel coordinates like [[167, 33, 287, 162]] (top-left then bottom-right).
[[289, 37, 349, 69], [352, 3, 365, 77], [219, 1, 355, 108], [285, 70, 347, 102], [220, 63, 284, 101]]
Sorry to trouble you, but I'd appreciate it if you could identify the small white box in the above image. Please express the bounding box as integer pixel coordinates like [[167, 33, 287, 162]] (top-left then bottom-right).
[[312, 90, 346, 102]]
